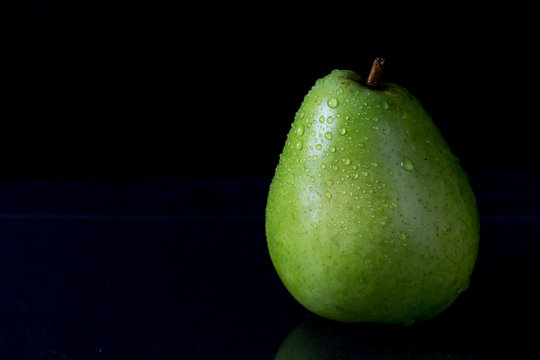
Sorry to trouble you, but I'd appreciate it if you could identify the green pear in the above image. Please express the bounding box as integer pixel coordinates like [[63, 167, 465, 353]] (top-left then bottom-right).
[[265, 59, 480, 324]]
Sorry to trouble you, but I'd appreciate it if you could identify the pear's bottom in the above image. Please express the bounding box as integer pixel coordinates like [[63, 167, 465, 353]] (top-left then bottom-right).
[[278, 270, 469, 326]]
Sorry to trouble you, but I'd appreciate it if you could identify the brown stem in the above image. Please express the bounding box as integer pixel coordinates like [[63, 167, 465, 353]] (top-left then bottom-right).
[[366, 58, 386, 89]]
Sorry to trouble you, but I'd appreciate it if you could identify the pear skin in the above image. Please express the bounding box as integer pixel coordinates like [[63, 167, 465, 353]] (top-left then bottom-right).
[[265, 68, 480, 324]]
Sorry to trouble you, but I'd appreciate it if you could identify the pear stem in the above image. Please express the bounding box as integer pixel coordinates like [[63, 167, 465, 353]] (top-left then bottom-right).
[[366, 58, 386, 89]]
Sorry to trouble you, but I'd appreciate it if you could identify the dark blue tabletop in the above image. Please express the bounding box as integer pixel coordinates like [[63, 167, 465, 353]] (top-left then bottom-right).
[[0, 172, 539, 359]]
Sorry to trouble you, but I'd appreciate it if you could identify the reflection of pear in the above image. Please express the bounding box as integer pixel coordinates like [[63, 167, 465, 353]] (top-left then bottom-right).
[[266, 59, 479, 324], [274, 317, 344, 360], [274, 316, 467, 360]]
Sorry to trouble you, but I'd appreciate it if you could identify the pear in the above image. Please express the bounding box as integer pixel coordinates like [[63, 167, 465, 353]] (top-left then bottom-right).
[[265, 59, 480, 324]]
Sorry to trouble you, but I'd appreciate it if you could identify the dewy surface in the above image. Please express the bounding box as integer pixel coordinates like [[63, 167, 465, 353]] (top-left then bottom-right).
[[266, 69, 479, 324]]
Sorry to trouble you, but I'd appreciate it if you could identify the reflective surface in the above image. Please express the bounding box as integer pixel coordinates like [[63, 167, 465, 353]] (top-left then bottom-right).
[[0, 175, 539, 359]]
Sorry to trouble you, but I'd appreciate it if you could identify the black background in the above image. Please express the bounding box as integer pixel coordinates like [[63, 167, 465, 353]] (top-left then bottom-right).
[[1, 2, 538, 179], [1, 2, 540, 359]]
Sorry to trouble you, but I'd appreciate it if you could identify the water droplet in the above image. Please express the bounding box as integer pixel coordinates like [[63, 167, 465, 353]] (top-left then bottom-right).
[[327, 97, 338, 108], [325, 132, 333, 140], [337, 87, 344, 95], [400, 157, 414, 171], [398, 232, 407, 240], [371, 162, 378, 167], [313, 155, 318, 160], [327, 116, 333, 124], [361, 171, 369, 177], [316, 144, 322, 150], [383, 101, 389, 109], [351, 173, 359, 180], [329, 146, 336, 153], [295, 140, 303, 150], [343, 158, 351, 166], [325, 191, 332, 199], [425, 139, 431, 144], [332, 165, 339, 171], [340, 128, 347, 135], [296, 125, 304, 136], [327, 180, 333, 186], [319, 115, 325, 123], [320, 163, 326, 169]]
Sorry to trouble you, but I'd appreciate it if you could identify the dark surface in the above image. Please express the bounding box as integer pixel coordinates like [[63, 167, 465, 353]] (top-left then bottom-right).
[[1, 173, 539, 359]]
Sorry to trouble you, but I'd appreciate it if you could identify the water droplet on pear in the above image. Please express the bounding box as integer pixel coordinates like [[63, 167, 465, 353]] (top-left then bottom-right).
[[400, 157, 414, 171], [327, 97, 338, 108]]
